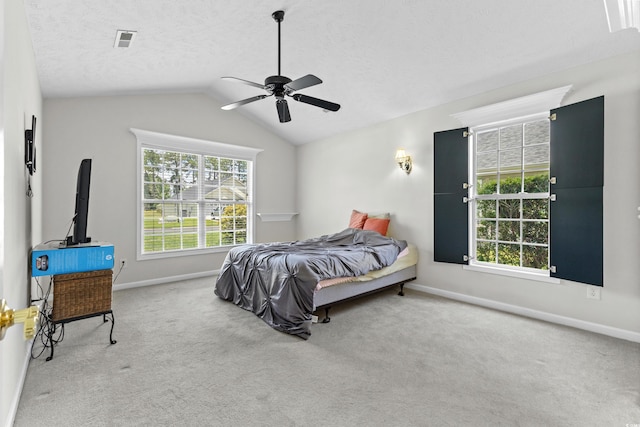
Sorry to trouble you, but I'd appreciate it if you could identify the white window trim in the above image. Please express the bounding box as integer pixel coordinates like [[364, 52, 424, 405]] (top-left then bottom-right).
[[451, 85, 572, 128], [131, 128, 263, 261], [450, 87, 573, 283], [463, 263, 560, 284], [466, 113, 553, 281]]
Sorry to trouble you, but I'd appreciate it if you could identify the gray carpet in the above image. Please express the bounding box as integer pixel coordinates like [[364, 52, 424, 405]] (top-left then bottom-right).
[[15, 277, 640, 426]]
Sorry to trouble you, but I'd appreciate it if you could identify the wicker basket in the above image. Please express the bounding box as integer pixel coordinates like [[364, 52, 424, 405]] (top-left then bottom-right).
[[52, 269, 113, 321]]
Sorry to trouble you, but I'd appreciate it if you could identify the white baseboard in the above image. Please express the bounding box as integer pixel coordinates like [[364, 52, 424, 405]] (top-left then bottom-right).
[[406, 283, 640, 343], [5, 340, 35, 427], [113, 270, 219, 291]]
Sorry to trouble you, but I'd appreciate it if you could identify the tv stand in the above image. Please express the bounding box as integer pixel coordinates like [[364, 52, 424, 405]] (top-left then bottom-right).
[[65, 235, 91, 246], [45, 269, 116, 361]]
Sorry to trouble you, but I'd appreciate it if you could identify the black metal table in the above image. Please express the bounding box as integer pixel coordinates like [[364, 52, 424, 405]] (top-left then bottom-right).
[[46, 310, 116, 361]]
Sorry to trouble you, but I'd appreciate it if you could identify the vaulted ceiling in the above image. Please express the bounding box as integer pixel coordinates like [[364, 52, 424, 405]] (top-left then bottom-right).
[[24, 0, 640, 145]]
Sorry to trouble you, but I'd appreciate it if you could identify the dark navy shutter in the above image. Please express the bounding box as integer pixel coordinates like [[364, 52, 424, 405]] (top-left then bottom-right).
[[434, 128, 469, 264], [549, 96, 604, 286]]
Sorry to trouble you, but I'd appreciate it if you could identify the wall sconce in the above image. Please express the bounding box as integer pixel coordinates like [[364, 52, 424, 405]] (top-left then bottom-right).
[[395, 149, 412, 174]]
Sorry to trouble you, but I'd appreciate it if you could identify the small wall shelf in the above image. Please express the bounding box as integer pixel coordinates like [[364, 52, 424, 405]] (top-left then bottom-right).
[[257, 213, 298, 222]]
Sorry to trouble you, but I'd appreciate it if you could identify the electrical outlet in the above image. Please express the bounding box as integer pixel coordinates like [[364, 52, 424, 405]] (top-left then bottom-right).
[[587, 286, 601, 300], [120, 258, 127, 269]]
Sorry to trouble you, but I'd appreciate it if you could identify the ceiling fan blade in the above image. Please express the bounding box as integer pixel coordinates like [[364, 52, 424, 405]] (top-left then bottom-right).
[[221, 76, 266, 90], [221, 94, 269, 110], [285, 74, 323, 92], [276, 99, 291, 123], [291, 94, 340, 112]]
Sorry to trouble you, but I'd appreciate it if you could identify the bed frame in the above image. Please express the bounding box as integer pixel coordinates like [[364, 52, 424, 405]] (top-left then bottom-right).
[[312, 264, 417, 323]]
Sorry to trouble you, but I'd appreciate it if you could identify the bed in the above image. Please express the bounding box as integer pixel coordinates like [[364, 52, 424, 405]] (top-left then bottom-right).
[[214, 227, 417, 339]]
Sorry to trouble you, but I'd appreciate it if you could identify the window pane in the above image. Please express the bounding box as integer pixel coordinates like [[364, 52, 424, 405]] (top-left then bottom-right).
[[160, 203, 181, 224], [181, 153, 198, 169], [477, 151, 498, 174], [477, 200, 496, 218], [498, 220, 520, 242], [205, 156, 219, 171], [163, 233, 181, 250], [162, 151, 180, 170], [523, 245, 548, 269], [182, 203, 198, 221], [143, 149, 163, 166], [234, 215, 247, 230], [522, 199, 548, 219], [143, 203, 163, 242], [497, 243, 520, 266], [220, 158, 234, 172], [498, 199, 520, 219], [524, 145, 549, 171], [476, 241, 496, 263], [203, 185, 218, 200], [235, 172, 248, 188], [221, 231, 234, 245], [523, 221, 548, 244], [180, 168, 198, 188], [499, 149, 522, 174], [477, 129, 499, 152], [144, 183, 163, 200], [477, 176, 497, 194], [524, 120, 549, 146], [477, 220, 496, 240], [236, 160, 248, 174], [499, 175, 522, 194], [206, 231, 221, 247], [206, 203, 221, 219], [182, 233, 198, 249], [144, 165, 162, 182], [477, 148, 497, 194], [500, 125, 523, 149], [523, 172, 549, 193], [165, 183, 181, 200]]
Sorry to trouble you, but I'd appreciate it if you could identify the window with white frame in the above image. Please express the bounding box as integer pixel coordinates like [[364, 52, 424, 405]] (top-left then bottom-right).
[[471, 114, 550, 271], [132, 129, 261, 259]]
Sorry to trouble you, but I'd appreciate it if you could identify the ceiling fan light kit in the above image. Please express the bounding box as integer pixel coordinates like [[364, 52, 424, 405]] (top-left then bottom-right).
[[221, 10, 340, 123]]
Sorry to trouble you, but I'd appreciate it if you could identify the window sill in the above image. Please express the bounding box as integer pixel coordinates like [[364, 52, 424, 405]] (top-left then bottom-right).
[[463, 263, 560, 284]]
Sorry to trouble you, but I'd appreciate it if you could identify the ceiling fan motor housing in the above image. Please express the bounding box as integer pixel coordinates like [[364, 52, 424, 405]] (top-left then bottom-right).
[[265, 75, 292, 98]]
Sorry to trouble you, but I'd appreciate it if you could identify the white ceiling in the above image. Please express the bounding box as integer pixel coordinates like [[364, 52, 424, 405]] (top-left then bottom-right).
[[24, 0, 640, 145]]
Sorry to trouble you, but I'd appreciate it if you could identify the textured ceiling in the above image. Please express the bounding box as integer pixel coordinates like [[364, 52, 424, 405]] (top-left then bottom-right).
[[24, 0, 640, 145]]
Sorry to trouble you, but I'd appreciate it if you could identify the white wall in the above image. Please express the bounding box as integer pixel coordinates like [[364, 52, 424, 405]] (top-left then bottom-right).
[[42, 93, 297, 286], [297, 51, 640, 336], [1, 0, 43, 425]]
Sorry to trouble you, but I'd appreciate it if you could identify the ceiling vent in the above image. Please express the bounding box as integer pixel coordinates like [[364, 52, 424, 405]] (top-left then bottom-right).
[[114, 30, 137, 48]]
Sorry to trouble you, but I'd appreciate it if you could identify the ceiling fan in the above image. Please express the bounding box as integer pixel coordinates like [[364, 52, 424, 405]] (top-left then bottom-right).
[[221, 10, 340, 123]]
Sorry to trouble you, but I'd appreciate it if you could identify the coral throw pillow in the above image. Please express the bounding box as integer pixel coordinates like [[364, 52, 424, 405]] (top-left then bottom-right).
[[363, 217, 390, 235], [349, 210, 368, 229]]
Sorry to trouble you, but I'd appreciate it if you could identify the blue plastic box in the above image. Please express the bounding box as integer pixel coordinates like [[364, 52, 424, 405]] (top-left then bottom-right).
[[31, 242, 114, 277]]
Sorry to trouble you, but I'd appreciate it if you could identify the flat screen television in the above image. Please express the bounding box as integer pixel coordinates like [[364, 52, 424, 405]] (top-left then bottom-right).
[[66, 159, 92, 246], [24, 115, 36, 175]]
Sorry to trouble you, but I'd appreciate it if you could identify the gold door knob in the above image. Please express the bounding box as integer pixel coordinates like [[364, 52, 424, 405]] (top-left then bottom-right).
[[0, 299, 39, 340]]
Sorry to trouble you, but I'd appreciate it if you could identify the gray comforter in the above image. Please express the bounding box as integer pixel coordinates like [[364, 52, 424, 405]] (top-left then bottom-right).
[[214, 228, 408, 339]]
